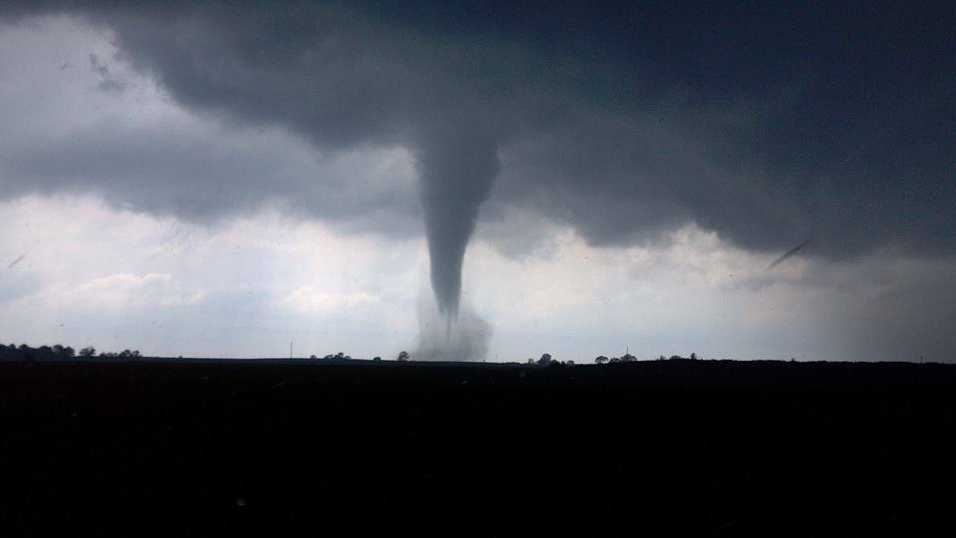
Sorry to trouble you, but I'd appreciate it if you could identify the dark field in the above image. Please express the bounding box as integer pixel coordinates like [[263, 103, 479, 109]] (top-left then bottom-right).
[[2, 359, 955, 536]]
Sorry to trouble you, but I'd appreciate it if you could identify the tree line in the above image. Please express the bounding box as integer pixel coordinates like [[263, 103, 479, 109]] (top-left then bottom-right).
[[0, 343, 141, 361], [594, 352, 698, 364], [1, 342, 700, 364]]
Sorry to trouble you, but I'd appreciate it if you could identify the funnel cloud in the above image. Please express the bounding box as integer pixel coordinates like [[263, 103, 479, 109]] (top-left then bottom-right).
[[417, 126, 499, 318]]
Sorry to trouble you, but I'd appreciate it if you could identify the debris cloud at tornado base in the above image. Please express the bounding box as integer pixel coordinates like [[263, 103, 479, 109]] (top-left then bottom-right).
[[414, 293, 492, 362]]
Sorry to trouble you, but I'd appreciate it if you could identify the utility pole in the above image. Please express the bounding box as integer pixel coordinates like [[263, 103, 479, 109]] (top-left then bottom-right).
[[290, 341, 293, 359]]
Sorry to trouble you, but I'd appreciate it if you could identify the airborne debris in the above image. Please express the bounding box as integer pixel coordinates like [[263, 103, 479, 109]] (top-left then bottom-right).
[[767, 239, 811, 270], [7, 253, 26, 269]]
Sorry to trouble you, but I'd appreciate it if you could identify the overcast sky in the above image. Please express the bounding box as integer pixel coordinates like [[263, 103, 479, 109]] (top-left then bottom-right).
[[1, 2, 953, 361]]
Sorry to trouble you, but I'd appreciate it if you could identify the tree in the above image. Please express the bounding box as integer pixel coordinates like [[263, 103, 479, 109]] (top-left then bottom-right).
[[79, 347, 96, 358], [594, 356, 609, 365], [397, 351, 410, 362], [537, 353, 553, 366], [50, 344, 74, 357], [372, 356, 382, 361], [690, 352, 697, 360]]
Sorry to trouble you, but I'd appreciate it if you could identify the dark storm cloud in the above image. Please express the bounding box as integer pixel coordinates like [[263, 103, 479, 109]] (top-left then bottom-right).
[[2, 0, 955, 263], [2, 118, 420, 232]]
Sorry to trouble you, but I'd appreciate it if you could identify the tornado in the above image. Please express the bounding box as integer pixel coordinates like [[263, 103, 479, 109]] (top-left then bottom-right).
[[416, 125, 499, 321]]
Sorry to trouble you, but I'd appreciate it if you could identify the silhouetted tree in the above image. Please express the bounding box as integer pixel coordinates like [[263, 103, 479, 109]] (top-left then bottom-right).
[[372, 356, 382, 361], [397, 351, 409, 362], [690, 352, 697, 360], [19, 344, 36, 362], [17, 344, 35, 362], [537, 353, 553, 366], [594, 356, 609, 365], [79, 347, 96, 358]]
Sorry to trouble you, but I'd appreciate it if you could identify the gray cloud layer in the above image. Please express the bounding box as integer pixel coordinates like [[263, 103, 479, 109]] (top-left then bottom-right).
[[2, 2, 954, 272]]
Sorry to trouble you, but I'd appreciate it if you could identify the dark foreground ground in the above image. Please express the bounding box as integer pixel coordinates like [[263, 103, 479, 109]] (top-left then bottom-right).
[[1, 358, 955, 536]]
